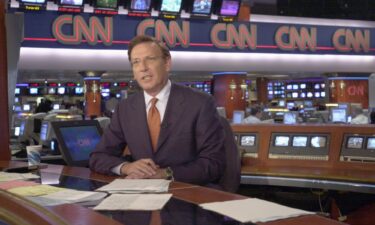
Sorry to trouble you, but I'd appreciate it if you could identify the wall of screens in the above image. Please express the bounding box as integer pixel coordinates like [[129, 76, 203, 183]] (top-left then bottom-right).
[[340, 134, 375, 162], [269, 133, 330, 160]]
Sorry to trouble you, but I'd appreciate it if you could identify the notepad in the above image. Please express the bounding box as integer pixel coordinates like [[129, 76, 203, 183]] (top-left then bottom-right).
[[96, 179, 171, 194]]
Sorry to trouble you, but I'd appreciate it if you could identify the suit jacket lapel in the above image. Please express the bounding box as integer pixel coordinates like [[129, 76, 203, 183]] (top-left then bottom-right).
[[156, 84, 185, 151]]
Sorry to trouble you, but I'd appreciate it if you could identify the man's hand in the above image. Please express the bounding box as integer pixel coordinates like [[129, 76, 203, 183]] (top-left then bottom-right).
[[126, 168, 168, 179], [120, 158, 158, 178]]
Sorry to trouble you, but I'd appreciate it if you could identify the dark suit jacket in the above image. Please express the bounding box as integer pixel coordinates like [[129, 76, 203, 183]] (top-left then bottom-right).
[[89, 83, 225, 186]]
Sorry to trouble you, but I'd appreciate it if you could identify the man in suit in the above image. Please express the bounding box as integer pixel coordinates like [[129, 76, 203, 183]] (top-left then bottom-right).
[[89, 35, 225, 187]]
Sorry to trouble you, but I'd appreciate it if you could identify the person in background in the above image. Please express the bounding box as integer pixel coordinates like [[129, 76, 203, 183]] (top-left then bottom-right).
[[243, 106, 262, 124], [90, 35, 225, 188], [350, 107, 369, 124], [370, 111, 375, 124]]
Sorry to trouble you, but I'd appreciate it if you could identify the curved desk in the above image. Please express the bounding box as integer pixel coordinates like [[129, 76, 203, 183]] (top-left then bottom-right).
[[0, 161, 347, 225]]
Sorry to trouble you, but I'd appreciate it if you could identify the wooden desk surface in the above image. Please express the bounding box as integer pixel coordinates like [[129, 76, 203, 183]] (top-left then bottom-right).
[[0, 161, 347, 225]]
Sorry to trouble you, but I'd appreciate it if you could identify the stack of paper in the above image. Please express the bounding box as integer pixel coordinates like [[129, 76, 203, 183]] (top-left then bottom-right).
[[200, 198, 314, 223], [93, 193, 172, 211], [0, 172, 39, 182], [96, 179, 171, 194]]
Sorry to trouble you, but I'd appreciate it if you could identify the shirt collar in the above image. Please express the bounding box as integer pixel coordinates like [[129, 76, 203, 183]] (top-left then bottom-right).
[[144, 80, 171, 105]]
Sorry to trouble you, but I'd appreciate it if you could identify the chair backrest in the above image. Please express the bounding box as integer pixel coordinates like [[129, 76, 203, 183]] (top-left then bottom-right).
[[219, 116, 241, 193]]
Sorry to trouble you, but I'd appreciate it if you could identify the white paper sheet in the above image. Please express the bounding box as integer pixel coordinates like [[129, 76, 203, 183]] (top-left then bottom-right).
[[0, 172, 39, 182], [96, 179, 171, 194], [200, 198, 314, 223], [93, 194, 172, 211]]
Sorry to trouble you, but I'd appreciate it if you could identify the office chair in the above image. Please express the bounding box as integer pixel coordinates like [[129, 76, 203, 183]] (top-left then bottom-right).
[[218, 116, 241, 193]]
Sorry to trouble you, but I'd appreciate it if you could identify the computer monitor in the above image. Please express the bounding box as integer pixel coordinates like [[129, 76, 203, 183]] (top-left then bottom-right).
[[292, 136, 308, 147], [240, 135, 255, 147], [232, 110, 245, 124], [331, 108, 347, 123], [23, 104, 31, 111], [367, 137, 375, 149], [191, 0, 213, 15], [274, 136, 290, 147], [346, 136, 364, 149], [52, 120, 103, 167], [283, 112, 297, 124], [311, 136, 327, 148]]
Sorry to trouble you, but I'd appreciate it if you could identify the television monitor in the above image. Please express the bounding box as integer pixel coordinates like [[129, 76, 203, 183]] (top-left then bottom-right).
[[311, 136, 327, 148], [274, 136, 289, 147], [300, 83, 306, 89], [321, 83, 325, 88], [268, 90, 273, 95], [53, 104, 60, 110], [191, 0, 213, 15], [14, 127, 20, 137], [278, 100, 286, 107], [94, 0, 118, 9], [57, 87, 65, 95], [232, 110, 245, 124], [116, 93, 121, 98], [19, 120, 26, 136], [15, 97, 19, 103], [160, 0, 183, 13], [286, 102, 295, 109], [304, 100, 313, 107], [292, 136, 308, 147], [292, 92, 298, 98], [307, 92, 313, 98], [19, 0, 47, 4], [314, 84, 320, 89], [40, 121, 49, 141], [346, 136, 364, 149], [52, 120, 103, 167], [23, 104, 31, 111], [331, 108, 347, 123], [218, 0, 241, 16], [48, 87, 56, 95], [15, 88, 20, 95], [286, 93, 292, 98], [321, 91, 326, 97], [101, 92, 110, 98], [314, 92, 320, 98], [13, 105, 22, 112], [29, 88, 38, 95], [300, 92, 306, 98], [75, 87, 84, 95], [240, 135, 255, 147], [129, 0, 152, 12], [367, 137, 375, 149], [58, 0, 84, 7], [286, 84, 292, 90], [292, 84, 298, 90], [283, 112, 297, 124]]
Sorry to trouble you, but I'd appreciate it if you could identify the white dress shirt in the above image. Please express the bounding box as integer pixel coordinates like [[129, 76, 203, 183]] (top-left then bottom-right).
[[350, 114, 369, 124]]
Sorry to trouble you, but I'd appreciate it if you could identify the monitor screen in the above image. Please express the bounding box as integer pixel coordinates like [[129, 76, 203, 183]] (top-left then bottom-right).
[[278, 100, 285, 107], [57, 87, 65, 95], [20, 0, 47, 4], [283, 112, 297, 124], [232, 110, 244, 124], [321, 91, 326, 97], [15, 88, 20, 95], [29, 88, 38, 95], [367, 137, 375, 149], [292, 92, 298, 98], [314, 84, 320, 89], [292, 136, 308, 147], [286, 102, 295, 109], [95, 0, 118, 9], [240, 135, 255, 147], [75, 87, 84, 94], [300, 83, 306, 89], [219, 0, 241, 16], [40, 122, 48, 141], [314, 92, 320, 98], [130, 0, 152, 12], [14, 127, 20, 137], [307, 92, 313, 98], [23, 104, 31, 111], [331, 108, 347, 123], [48, 87, 56, 95], [160, 0, 183, 13], [55, 122, 102, 163], [274, 136, 289, 147], [286, 84, 292, 90], [347, 136, 364, 149], [191, 0, 213, 15], [53, 104, 60, 110], [19, 121, 25, 136], [59, 0, 84, 7], [304, 100, 313, 107], [311, 136, 327, 148], [292, 84, 298, 90]]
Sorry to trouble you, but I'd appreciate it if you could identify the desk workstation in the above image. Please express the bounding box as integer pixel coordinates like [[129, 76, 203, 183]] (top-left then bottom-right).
[[0, 160, 347, 225]]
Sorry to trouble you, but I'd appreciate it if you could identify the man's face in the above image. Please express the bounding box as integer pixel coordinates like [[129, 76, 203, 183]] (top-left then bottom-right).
[[130, 42, 171, 96]]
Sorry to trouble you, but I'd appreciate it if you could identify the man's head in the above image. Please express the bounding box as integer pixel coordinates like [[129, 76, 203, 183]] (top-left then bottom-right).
[[250, 106, 262, 118], [128, 35, 171, 96]]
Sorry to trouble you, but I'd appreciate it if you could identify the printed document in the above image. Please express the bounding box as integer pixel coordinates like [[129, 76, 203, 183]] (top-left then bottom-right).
[[200, 198, 314, 223], [93, 193, 172, 211], [96, 179, 171, 193]]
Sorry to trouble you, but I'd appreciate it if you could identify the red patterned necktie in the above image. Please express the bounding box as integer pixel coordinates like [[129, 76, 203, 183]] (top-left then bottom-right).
[[147, 98, 161, 152]]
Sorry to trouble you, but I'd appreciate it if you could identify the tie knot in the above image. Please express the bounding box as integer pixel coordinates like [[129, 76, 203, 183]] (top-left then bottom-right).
[[150, 98, 158, 106]]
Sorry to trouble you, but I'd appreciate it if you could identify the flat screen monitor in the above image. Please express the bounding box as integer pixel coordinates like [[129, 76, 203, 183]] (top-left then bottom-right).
[[75, 87, 84, 95], [314, 84, 320, 89], [191, 0, 213, 15], [278, 100, 285, 107], [160, 0, 183, 13], [283, 112, 297, 124], [292, 92, 298, 98], [19, 0, 47, 4], [19, 121, 26, 136], [219, 0, 241, 17], [14, 127, 20, 137], [274, 136, 289, 147], [59, 0, 84, 7], [304, 100, 313, 107], [314, 92, 320, 98], [300, 83, 306, 89], [232, 110, 244, 124], [23, 104, 31, 111], [15, 88, 20, 95], [48, 87, 56, 95], [286, 84, 292, 90], [53, 104, 60, 110], [321, 91, 326, 97], [286, 102, 295, 109], [300, 92, 306, 98], [292, 84, 298, 90], [13, 105, 22, 112], [29, 88, 38, 95], [321, 83, 325, 88], [94, 0, 118, 9], [52, 120, 103, 167], [57, 87, 65, 95], [311, 136, 327, 148], [40, 122, 48, 141], [307, 92, 313, 98], [292, 136, 308, 147], [346, 136, 364, 149], [240, 135, 255, 147], [129, 0, 152, 12], [367, 137, 375, 149], [331, 108, 347, 123]]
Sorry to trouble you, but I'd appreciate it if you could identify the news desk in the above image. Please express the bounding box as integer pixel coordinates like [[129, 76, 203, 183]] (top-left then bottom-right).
[[0, 161, 347, 225]]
